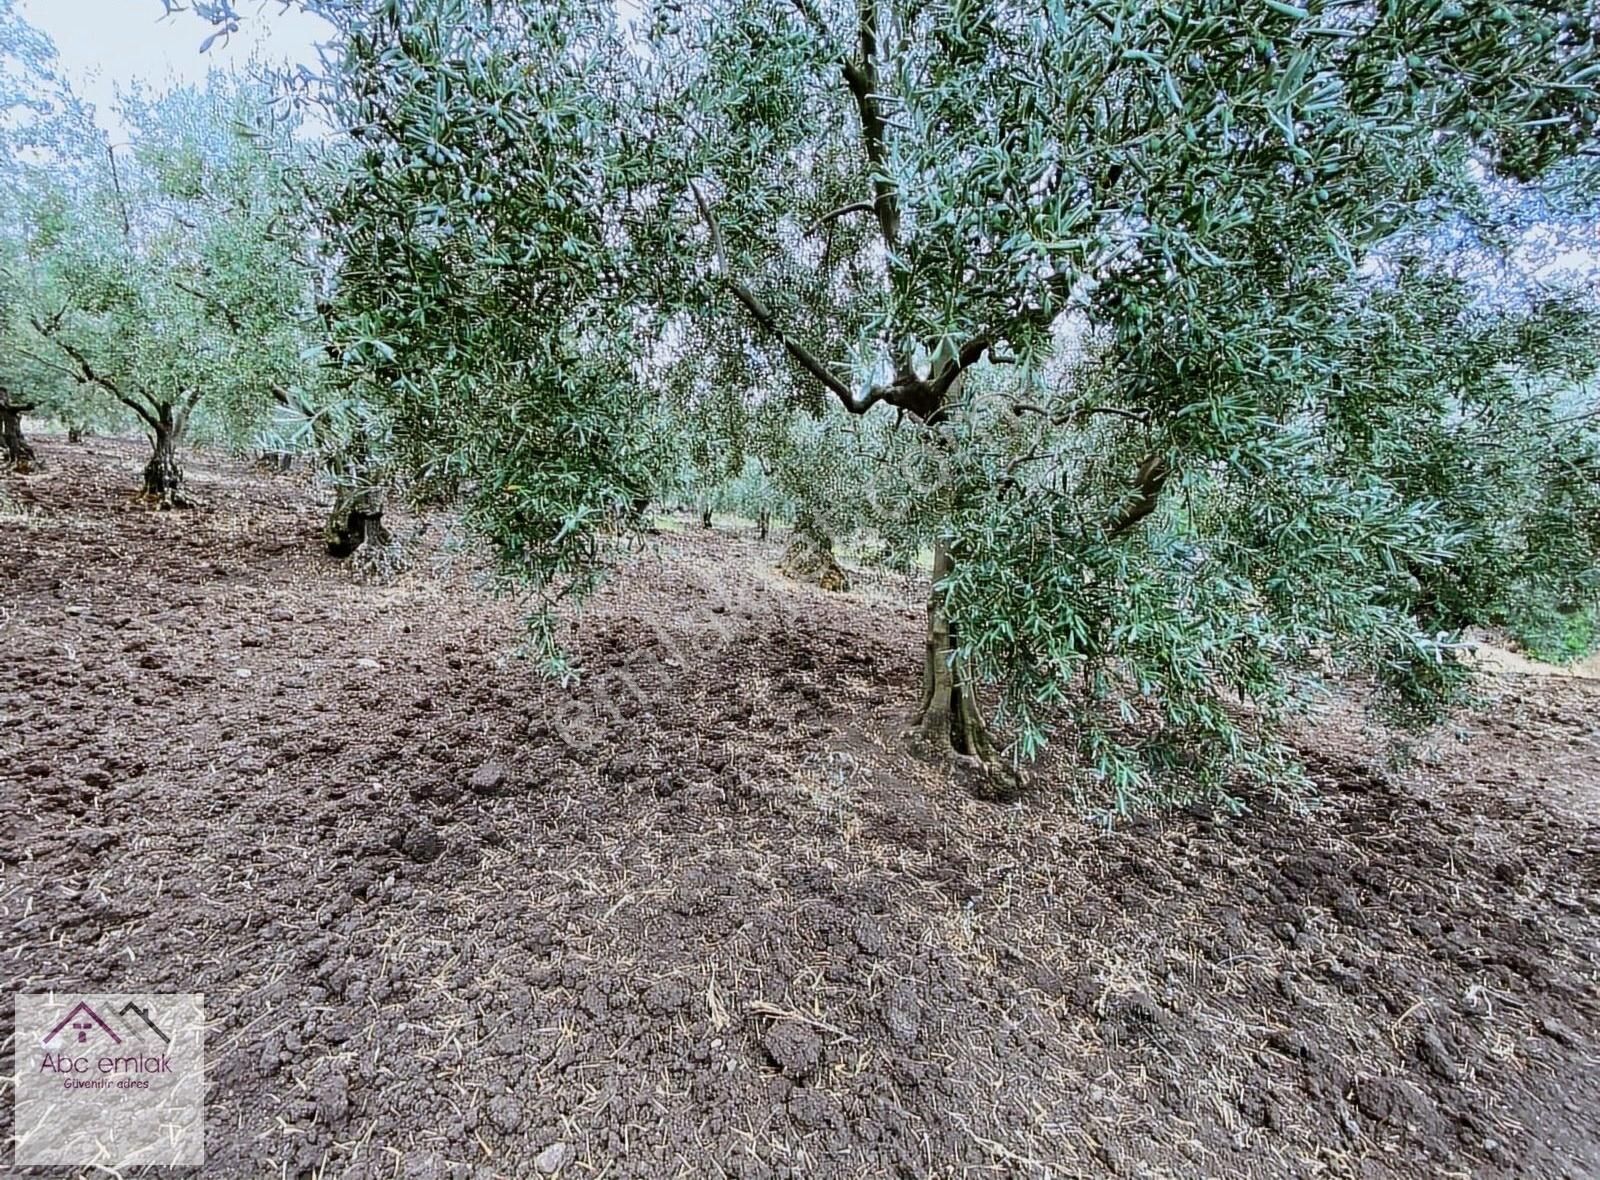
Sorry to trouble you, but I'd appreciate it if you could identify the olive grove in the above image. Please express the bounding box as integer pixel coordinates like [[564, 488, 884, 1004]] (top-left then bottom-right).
[[133, 0, 1600, 807]]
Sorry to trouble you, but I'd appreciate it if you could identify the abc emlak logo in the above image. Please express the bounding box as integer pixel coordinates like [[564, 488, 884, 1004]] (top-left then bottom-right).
[[38, 1000, 175, 1090]]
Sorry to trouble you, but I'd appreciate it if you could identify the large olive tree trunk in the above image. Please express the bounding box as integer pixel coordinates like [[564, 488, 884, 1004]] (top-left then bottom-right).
[[325, 485, 391, 557], [779, 509, 850, 591], [910, 540, 1019, 797], [142, 405, 187, 508], [1, 390, 37, 470]]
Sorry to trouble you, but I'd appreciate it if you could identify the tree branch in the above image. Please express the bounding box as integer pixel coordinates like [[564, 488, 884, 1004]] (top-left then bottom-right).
[[174, 279, 243, 332], [30, 317, 162, 432], [807, 200, 876, 235], [1011, 402, 1150, 427], [842, 1, 900, 253], [1101, 455, 1169, 539], [691, 182, 882, 415], [693, 183, 994, 423]]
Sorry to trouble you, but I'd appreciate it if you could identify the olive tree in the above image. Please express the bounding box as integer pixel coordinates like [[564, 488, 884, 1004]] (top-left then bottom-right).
[[6, 71, 320, 506], [644, 0, 1600, 803], [0, 0, 88, 466], [189, 0, 1599, 810]]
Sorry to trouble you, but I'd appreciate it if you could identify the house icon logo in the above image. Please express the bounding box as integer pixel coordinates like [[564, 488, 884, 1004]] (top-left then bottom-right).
[[43, 1001, 122, 1048], [40, 1000, 172, 1049], [117, 1000, 172, 1046]]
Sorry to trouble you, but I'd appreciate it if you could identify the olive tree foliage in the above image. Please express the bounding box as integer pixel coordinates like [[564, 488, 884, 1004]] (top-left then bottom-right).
[[636, 0, 1600, 807], [250, 0, 684, 655], [188, 0, 1600, 810], [0, 0, 96, 462], [1, 57, 324, 506], [1340, 265, 1600, 664]]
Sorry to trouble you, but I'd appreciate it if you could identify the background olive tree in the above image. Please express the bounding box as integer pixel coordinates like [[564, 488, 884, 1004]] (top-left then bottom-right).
[[2, 68, 325, 507]]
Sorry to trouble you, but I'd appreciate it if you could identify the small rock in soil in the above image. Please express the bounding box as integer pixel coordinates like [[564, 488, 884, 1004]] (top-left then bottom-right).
[[535, 1142, 568, 1174], [75, 828, 118, 854], [469, 762, 505, 795], [883, 981, 921, 1044], [762, 1019, 822, 1080], [1352, 1076, 1440, 1136], [399, 823, 444, 864], [1415, 1027, 1460, 1081], [1538, 1016, 1578, 1047]]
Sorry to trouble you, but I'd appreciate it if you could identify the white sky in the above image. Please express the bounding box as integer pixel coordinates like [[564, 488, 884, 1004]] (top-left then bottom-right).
[[18, 0, 331, 134]]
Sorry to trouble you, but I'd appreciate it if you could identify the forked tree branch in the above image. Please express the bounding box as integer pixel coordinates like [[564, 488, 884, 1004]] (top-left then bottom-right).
[[692, 182, 993, 422], [30, 316, 163, 432], [690, 182, 876, 413]]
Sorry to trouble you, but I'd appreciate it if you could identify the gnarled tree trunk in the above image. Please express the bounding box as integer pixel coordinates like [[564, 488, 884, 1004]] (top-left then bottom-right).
[[142, 406, 188, 508], [325, 485, 391, 557], [779, 510, 849, 591], [1, 390, 37, 470], [911, 539, 1016, 796]]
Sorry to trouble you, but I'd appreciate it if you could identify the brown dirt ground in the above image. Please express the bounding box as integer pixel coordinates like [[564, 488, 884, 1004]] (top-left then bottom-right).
[[3, 438, 1599, 1180]]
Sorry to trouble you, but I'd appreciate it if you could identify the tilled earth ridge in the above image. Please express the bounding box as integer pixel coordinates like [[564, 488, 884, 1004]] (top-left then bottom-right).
[[2, 438, 1598, 1179]]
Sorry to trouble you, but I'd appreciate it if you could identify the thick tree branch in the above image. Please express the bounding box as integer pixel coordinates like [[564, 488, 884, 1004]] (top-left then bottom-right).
[[30, 316, 162, 432], [693, 183, 993, 423], [842, 1, 900, 254], [690, 182, 878, 414], [178, 385, 206, 430], [1101, 455, 1169, 539]]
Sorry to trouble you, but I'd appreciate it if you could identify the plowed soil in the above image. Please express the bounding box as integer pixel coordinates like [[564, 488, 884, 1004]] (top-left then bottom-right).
[[3, 438, 1599, 1179]]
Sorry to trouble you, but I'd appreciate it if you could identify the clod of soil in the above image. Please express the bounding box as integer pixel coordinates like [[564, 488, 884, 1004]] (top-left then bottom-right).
[[762, 1019, 824, 1080]]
